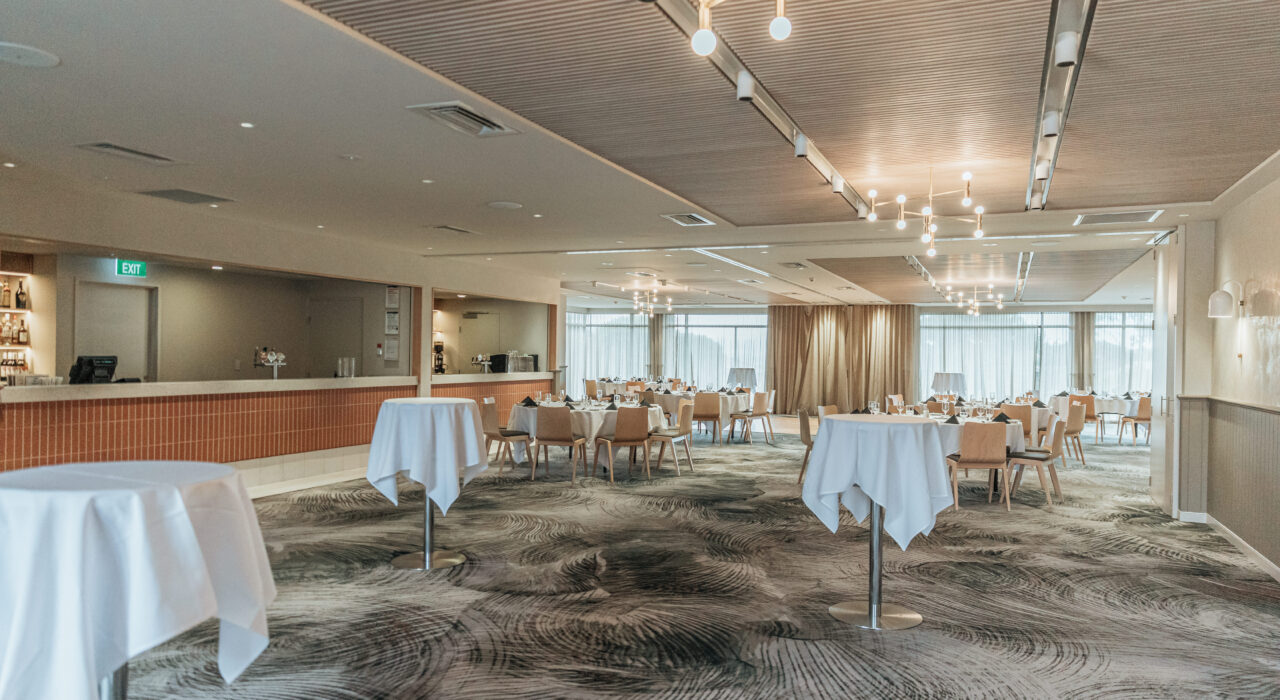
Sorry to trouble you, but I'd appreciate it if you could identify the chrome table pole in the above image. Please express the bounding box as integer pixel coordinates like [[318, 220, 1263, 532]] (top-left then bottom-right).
[[828, 504, 924, 630], [391, 498, 466, 570], [99, 663, 128, 700]]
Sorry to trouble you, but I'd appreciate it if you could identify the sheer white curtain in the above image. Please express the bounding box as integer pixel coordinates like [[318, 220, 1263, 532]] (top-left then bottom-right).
[[565, 312, 649, 396], [918, 312, 1072, 401], [1093, 312, 1154, 394], [662, 313, 767, 391]]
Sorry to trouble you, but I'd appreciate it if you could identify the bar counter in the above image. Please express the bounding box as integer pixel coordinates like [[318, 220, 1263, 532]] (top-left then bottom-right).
[[0, 376, 418, 404], [429, 371, 555, 423]]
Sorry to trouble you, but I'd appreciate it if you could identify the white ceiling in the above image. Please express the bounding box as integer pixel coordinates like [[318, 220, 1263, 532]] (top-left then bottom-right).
[[0, 0, 1271, 310]]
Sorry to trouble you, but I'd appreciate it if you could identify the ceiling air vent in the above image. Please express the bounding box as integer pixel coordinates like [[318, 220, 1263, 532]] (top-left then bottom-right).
[[430, 224, 482, 235], [662, 213, 715, 227], [137, 189, 231, 205], [77, 142, 180, 166], [1073, 210, 1163, 226], [406, 101, 520, 138]]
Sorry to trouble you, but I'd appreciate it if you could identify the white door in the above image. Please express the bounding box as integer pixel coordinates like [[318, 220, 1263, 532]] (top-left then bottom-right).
[[307, 297, 363, 377], [1149, 243, 1177, 513], [74, 281, 156, 381]]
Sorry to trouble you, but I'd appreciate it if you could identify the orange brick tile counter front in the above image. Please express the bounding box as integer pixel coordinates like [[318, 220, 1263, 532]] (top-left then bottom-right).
[[430, 379, 553, 425], [0, 385, 417, 471]]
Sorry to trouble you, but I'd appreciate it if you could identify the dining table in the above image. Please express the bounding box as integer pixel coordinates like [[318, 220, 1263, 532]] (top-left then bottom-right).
[[653, 390, 752, 428], [0, 461, 276, 700], [507, 402, 667, 462], [1049, 395, 1141, 417]]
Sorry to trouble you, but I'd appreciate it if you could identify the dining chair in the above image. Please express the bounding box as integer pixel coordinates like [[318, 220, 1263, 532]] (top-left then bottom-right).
[[817, 404, 839, 422], [946, 422, 1012, 511], [625, 381, 646, 393], [926, 400, 956, 416], [692, 392, 724, 444], [797, 408, 813, 485], [480, 400, 530, 475], [1069, 394, 1101, 442], [593, 406, 652, 482], [651, 401, 694, 475], [1062, 402, 1087, 465], [729, 391, 773, 444], [532, 406, 587, 482], [763, 389, 778, 440], [641, 389, 658, 405], [1009, 418, 1066, 505], [584, 379, 598, 398], [999, 403, 1033, 447], [1119, 396, 1153, 445], [886, 394, 905, 414], [936, 394, 957, 402]]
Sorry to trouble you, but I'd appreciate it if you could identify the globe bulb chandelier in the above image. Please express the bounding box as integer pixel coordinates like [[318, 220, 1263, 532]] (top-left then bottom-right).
[[633, 281, 673, 318], [690, 0, 792, 56], [864, 168, 987, 257]]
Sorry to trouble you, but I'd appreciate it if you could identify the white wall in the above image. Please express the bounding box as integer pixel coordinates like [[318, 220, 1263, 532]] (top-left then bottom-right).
[[1212, 172, 1280, 405], [305, 279, 412, 377], [432, 296, 548, 373]]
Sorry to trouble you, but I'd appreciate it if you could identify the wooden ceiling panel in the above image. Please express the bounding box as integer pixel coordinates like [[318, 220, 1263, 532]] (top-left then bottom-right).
[[1048, 0, 1280, 208], [303, 0, 854, 226], [1019, 249, 1149, 301]]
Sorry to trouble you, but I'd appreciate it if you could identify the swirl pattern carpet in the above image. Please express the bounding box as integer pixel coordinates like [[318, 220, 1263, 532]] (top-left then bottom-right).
[[129, 434, 1280, 698]]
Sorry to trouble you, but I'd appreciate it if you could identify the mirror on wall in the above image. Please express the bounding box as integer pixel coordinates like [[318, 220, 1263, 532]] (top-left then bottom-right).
[[431, 291, 549, 375]]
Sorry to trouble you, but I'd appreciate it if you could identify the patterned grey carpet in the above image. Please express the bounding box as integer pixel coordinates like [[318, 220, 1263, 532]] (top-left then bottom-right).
[[131, 432, 1280, 699]]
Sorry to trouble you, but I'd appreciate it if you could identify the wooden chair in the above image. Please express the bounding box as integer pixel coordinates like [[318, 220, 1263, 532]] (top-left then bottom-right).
[[593, 406, 653, 482], [728, 392, 773, 444], [817, 404, 839, 425], [886, 394, 905, 414], [641, 389, 658, 405], [763, 389, 778, 440], [797, 408, 814, 485], [999, 403, 1034, 447], [946, 422, 1012, 511], [532, 406, 587, 482], [651, 401, 694, 475], [1119, 396, 1152, 444], [1069, 394, 1101, 442], [625, 381, 646, 393], [1062, 402, 1087, 465], [1009, 418, 1066, 505], [480, 400, 530, 475], [936, 394, 957, 402], [692, 392, 724, 444], [584, 379, 598, 398], [926, 400, 956, 416]]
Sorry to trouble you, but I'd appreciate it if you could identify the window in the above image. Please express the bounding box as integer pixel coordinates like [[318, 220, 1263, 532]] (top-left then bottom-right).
[[565, 312, 648, 395], [1094, 312, 1153, 394], [918, 312, 1072, 401], [662, 313, 767, 391]]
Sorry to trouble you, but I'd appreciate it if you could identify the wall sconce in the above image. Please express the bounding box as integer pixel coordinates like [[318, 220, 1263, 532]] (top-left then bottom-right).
[[1208, 281, 1244, 318]]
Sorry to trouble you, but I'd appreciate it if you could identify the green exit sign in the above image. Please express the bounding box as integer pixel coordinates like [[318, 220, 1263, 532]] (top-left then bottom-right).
[[116, 259, 147, 277]]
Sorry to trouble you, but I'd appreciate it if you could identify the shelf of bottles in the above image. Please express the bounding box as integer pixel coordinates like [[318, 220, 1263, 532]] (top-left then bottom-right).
[[0, 270, 33, 383]]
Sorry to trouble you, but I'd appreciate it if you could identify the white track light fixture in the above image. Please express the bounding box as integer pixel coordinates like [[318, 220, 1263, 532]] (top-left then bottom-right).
[[770, 0, 792, 40], [1054, 31, 1081, 67], [1026, 0, 1096, 211], [831, 173, 845, 194], [794, 133, 808, 158], [691, 2, 716, 56], [735, 70, 755, 101]]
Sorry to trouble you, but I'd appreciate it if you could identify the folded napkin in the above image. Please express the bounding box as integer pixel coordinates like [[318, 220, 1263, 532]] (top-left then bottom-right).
[[564, 401, 576, 408], [639, 399, 651, 407], [1055, 390, 1068, 397], [955, 398, 965, 406], [520, 396, 537, 407], [993, 413, 1010, 423], [663, 389, 672, 394], [718, 387, 728, 393], [1089, 390, 1097, 395], [606, 401, 618, 410], [563, 395, 575, 403], [945, 415, 960, 425], [1123, 392, 1133, 399], [927, 396, 937, 402], [1033, 399, 1046, 408]]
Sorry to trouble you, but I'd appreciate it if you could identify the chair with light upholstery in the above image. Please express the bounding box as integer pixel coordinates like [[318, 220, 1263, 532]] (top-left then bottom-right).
[[692, 392, 724, 444], [532, 406, 587, 482], [1009, 418, 1066, 505], [1070, 394, 1101, 442], [999, 403, 1034, 446], [1119, 396, 1153, 445], [886, 394, 905, 414], [480, 400, 530, 475], [926, 400, 956, 416], [625, 381, 646, 393], [946, 422, 1012, 511], [593, 406, 653, 482], [641, 389, 658, 405], [1062, 402, 1087, 465], [816, 404, 840, 430], [728, 391, 773, 444], [651, 401, 694, 475], [584, 379, 598, 399], [763, 389, 778, 440], [797, 408, 814, 485]]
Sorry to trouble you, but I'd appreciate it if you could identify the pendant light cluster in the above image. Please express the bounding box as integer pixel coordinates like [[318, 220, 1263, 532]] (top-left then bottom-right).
[[633, 282, 673, 318], [692, 0, 791, 57], [944, 284, 1005, 315], [866, 169, 987, 258]]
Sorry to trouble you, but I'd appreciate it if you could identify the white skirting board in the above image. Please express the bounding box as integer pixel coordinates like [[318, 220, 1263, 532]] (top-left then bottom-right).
[[1206, 514, 1280, 584], [1178, 511, 1208, 524], [232, 444, 371, 499]]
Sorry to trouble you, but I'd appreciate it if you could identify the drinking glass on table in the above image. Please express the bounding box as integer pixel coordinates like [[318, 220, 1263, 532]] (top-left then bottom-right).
[[868, 401, 880, 415]]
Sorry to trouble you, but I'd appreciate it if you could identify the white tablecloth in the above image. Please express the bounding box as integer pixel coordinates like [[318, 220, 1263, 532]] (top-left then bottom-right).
[[507, 403, 666, 461], [367, 398, 487, 513], [801, 415, 953, 550], [1049, 396, 1140, 417], [934, 417, 1026, 455], [653, 391, 751, 427], [0, 461, 275, 700]]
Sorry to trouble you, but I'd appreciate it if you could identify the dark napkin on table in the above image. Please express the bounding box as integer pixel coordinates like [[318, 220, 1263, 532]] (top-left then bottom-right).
[[663, 388, 673, 394], [1055, 390, 1068, 397], [945, 415, 960, 425], [1033, 399, 1046, 408], [520, 396, 537, 407], [1123, 392, 1133, 399], [606, 401, 618, 410], [955, 398, 965, 406], [1089, 390, 1097, 395], [718, 387, 728, 393], [639, 399, 651, 407], [992, 412, 1010, 423]]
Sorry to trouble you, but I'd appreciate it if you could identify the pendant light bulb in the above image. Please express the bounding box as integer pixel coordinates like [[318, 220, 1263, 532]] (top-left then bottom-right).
[[921, 205, 932, 216], [895, 219, 907, 230], [691, 29, 717, 56], [867, 212, 878, 222], [769, 15, 792, 40], [926, 247, 937, 257], [895, 194, 906, 204], [961, 197, 972, 207], [921, 232, 932, 243]]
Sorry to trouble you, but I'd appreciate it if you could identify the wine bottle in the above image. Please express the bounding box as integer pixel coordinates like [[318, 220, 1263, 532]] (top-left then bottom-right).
[[14, 281, 27, 310], [0, 281, 9, 308], [17, 319, 28, 345]]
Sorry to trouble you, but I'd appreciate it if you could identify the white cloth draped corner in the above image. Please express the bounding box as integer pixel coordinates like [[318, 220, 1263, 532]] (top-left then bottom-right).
[[366, 398, 488, 512]]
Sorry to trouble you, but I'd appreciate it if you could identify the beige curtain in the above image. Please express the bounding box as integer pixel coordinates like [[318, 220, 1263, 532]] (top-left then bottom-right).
[[767, 305, 917, 414], [1071, 311, 1094, 390], [648, 313, 664, 378]]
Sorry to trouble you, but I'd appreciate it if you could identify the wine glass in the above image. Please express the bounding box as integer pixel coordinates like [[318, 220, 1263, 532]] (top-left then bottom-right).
[[868, 400, 880, 415]]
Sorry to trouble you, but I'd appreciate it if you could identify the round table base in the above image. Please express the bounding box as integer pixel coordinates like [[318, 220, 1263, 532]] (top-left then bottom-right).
[[828, 602, 923, 630], [391, 550, 466, 571]]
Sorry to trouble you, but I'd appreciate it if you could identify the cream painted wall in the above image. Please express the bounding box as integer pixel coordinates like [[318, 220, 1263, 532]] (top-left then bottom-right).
[[1212, 173, 1280, 405], [432, 296, 548, 374], [0, 169, 562, 392], [305, 279, 412, 377]]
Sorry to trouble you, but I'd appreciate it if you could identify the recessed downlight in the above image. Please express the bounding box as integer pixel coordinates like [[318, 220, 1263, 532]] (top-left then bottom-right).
[[211, 265, 224, 270], [2, 163, 14, 168], [487, 201, 523, 210], [457, 294, 467, 298], [316, 225, 325, 229], [209, 204, 219, 208], [239, 122, 255, 129], [532, 213, 543, 218], [421, 179, 434, 184]]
